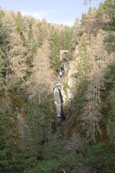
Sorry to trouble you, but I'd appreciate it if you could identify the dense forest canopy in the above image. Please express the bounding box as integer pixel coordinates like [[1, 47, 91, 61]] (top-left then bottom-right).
[[0, 0, 115, 172]]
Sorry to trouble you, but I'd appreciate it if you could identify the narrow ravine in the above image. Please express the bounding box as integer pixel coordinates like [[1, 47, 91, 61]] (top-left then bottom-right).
[[53, 50, 70, 139]]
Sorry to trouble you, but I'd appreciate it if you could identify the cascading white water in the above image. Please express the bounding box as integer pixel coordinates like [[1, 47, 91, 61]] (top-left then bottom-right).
[[53, 51, 68, 121], [53, 50, 68, 137], [53, 86, 62, 117]]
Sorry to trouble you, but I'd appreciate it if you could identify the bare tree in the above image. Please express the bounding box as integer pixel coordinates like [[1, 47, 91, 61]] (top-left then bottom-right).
[[80, 33, 109, 142]]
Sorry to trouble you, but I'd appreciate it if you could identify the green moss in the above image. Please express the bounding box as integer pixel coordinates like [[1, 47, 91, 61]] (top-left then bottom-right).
[[8, 92, 24, 108], [71, 73, 78, 78], [80, 39, 87, 51], [63, 83, 70, 94]]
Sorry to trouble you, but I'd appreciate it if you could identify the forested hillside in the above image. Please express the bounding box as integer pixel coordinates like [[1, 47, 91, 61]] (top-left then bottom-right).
[[0, 0, 115, 173]]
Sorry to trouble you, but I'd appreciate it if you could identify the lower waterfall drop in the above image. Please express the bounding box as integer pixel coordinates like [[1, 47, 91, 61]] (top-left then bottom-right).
[[53, 84, 64, 139]]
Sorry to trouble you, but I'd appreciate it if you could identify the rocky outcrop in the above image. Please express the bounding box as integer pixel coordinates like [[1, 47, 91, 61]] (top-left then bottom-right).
[[61, 58, 78, 104]]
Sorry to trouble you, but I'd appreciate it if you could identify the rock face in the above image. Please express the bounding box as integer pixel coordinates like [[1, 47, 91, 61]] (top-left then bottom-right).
[[59, 50, 69, 61], [61, 58, 78, 104], [56, 47, 79, 105], [59, 47, 78, 105]]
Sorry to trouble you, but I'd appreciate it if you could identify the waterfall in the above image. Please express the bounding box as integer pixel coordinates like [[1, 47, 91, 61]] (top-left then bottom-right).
[[53, 50, 68, 126], [53, 85, 62, 118], [53, 50, 68, 138], [53, 85, 64, 139]]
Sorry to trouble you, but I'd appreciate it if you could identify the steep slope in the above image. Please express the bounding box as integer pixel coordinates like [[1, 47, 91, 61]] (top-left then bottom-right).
[[63, 3, 115, 143]]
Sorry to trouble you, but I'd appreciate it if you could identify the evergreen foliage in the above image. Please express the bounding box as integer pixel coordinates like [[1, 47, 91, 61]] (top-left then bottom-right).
[[49, 29, 61, 70], [105, 65, 115, 147], [14, 12, 26, 46], [103, 0, 115, 52], [49, 27, 73, 70], [0, 103, 24, 172]]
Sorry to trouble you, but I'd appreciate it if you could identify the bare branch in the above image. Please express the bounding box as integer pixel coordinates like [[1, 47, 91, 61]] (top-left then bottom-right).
[[62, 168, 66, 173]]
